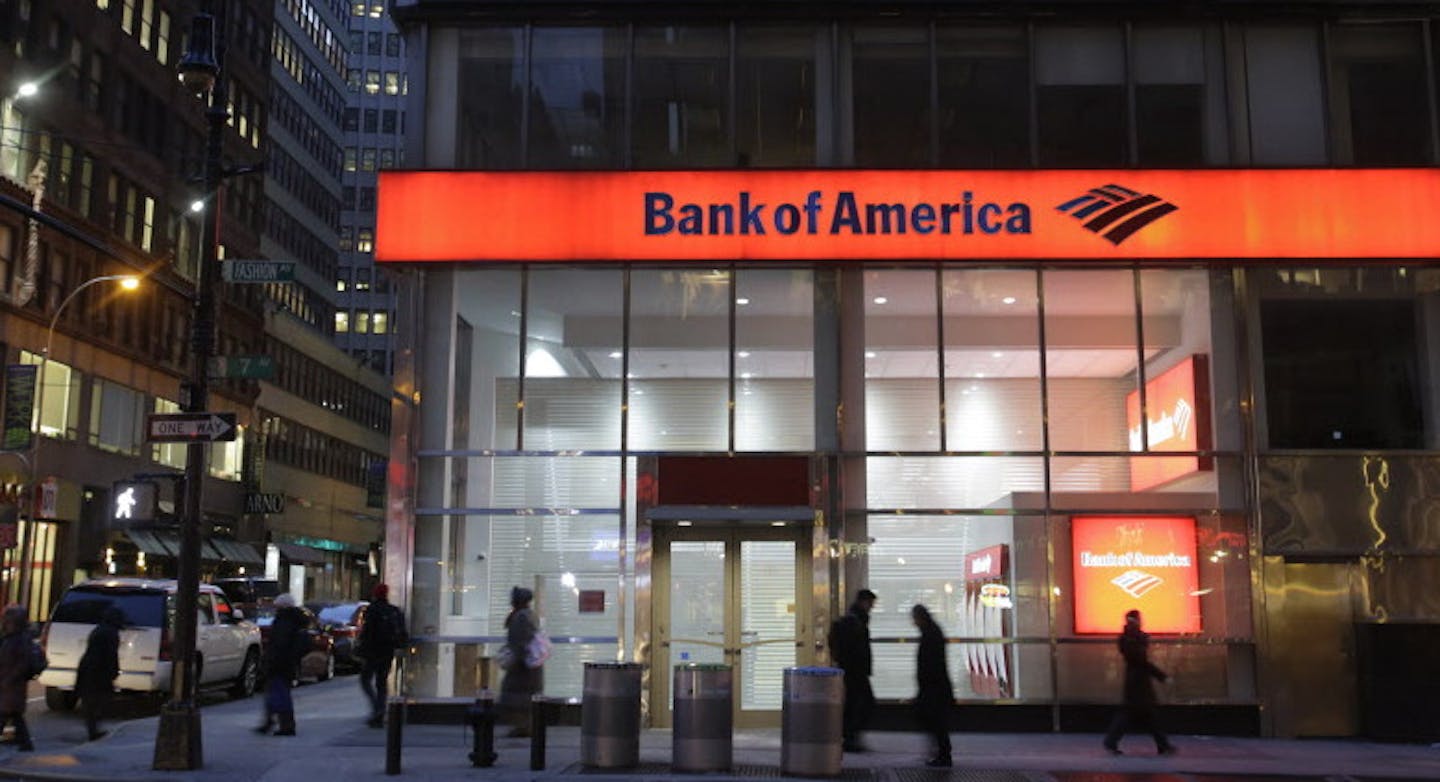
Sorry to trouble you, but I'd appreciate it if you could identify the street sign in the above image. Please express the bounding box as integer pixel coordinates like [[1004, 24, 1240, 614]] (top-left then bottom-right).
[[245, 493, 286, 515], [146, 412, 237, 442], [1, 364, 37, 451], [221, 260, 295, 283], [208, 355, 276, 380]]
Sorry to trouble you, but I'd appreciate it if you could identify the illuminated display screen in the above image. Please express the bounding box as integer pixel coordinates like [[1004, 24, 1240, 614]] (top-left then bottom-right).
[[1072, 515, 1201, 635], [1126, 355, 1212, 492]]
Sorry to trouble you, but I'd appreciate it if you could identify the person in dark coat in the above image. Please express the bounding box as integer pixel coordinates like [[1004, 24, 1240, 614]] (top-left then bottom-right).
[[257, 593, 307, 736], [358, 583, 407, 728], [1103, 610, 1175, 756], [75, 606, 124, 741], [828, 588, 877, 752], [499, 586, 543, 737], [911, 604, 954, 767], [0, 606, 34, 751]]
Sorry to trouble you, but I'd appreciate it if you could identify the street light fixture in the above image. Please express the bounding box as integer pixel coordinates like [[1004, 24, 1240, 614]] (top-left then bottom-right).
[[18, 274, 141, 611], [16, 83, 37, 99], [154, 6, 227, 771]]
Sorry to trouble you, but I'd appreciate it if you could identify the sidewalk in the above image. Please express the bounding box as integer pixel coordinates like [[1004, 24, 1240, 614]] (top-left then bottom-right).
[[1, 679, 1437, 782]]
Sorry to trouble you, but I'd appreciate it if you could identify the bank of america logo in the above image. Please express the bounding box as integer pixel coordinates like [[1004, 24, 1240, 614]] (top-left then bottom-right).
[[1056, 185, 1178, 245], [1111, 569, 1165, 599]]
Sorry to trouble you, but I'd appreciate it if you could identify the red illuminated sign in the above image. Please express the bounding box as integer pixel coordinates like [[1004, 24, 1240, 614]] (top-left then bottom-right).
[[376, 169, 1440, 263], [964, 544, 1008, 581], [1126, 356, 1212, 492], [1072, 515, 1201, 635]]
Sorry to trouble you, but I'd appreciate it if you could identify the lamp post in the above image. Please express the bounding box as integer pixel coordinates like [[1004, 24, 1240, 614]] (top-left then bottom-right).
[[154, 6, 224, 771], [17, 274, 140, 611]]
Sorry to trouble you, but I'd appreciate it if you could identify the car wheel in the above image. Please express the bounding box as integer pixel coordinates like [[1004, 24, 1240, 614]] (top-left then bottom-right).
[[230, 648, 259, 698], [44, 687, 77, 712], [320, 652, 335, 682]]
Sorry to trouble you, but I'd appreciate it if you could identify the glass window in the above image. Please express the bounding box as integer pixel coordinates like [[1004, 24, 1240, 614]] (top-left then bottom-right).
[[1242, 25, 1327, 165], [335, 311, 349, 332], [1035, 26, 1126, 167], [367, 31, 382, 56], [452, 269, 522, 450], [851, 27, 930, 167], [937, 25, 1030, 168], [152, 398, 185, 468], [372, 312, 388, 334], [21, 353, 80, 439], [943, 270, 1042, 451], [1133, 26, 1209, 166], [89, 379, 143, 455], [628, 269, 730, 451], [356, 311, 371, 334], [1042, 270, 1140, 454], [1328, 23, 1432, 166], [736, 26, 820, 166], [454, 28, 527, 167], [387, 33, 400, 57], [632, 26, 730, 167], [521, 269, 624, 450], [208, 424, 244, 480], [356, 229, 373, 253], [361, 148, 376, 170], [384, 71, 400, 95], [866, 270, 940, 451], [528, 27, 627, 168], [365, 70, 380, 94], [736, 269, 814, 450]]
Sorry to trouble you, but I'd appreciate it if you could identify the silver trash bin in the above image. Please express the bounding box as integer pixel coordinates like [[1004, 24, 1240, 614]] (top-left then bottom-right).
[[781, 666, 844, 777], [581, 662, 644, 769], [673, 664, 732, 772]]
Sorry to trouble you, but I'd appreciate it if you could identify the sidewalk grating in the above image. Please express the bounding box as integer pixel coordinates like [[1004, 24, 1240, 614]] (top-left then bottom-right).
[[892, 770, 1047, 782], [561, 762, 875, 778]]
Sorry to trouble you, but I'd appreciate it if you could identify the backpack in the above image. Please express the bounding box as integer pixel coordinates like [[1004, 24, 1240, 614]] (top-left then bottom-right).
[[362, 602, 407, 655], [27, 640, 48, 679]]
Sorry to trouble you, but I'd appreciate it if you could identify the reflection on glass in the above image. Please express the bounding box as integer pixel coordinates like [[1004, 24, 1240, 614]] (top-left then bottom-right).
[[669, 541, 727, 708], [456, 28, 525, 168], [866, 270, 940, 451], [529, 27, 626, 168], [737, 26, 820, 166], [736, 269, 814, 450], [523, 269, 623, 450], [943, 270, 1041, 451], [740, 540, 796, 711], [1043, 270, 1140, 453], [633, 26, 730, 167], [457, 269, 522, 450], [629, 270, 730, 450]]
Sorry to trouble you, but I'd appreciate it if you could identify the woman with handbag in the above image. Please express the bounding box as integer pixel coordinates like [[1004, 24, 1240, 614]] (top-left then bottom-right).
[[499, 586, 545, 737]]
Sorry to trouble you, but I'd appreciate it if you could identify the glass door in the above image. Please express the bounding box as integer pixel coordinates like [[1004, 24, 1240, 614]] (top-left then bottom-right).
[[653, 524, 811, 728]]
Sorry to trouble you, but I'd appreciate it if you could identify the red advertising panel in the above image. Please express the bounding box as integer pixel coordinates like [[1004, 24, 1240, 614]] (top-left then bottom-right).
[[1072, 515, 1201, 635], [964, 544, 1008, 581], [376, 169, 1440, 263], [1126, 355, 1212, 491]]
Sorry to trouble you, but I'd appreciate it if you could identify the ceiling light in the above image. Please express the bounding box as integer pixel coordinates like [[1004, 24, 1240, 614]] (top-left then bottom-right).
[[190, 200, 205, 213], [992, 352, 1003, 358], [608, 351, 622, 359], [865, 351, 877, 359], [740, 372, 753, 379], [678, 521, 693, 527], [738, 351, 750, 358], [770, 521, 786, 527], [873, 296, 888, 305], [975, 372, 985, 378], [1002, 296, 1017, 305], [736, 297, 750, 305], [17, 82, 38, 98]]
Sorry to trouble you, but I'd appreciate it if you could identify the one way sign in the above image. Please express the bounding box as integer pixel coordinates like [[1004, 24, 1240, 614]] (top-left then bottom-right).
[[146, 412, 238, 442]]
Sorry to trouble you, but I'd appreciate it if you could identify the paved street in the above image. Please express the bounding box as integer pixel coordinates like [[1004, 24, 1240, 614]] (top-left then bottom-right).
[[0, 677, 1436, 782]]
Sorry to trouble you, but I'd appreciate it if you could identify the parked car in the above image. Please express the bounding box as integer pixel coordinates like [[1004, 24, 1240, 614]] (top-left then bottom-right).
[[38, 578, 263, 711], [308, 601, 367, 671], [216, 577, 281, 620], [254, 605, 336, 682]]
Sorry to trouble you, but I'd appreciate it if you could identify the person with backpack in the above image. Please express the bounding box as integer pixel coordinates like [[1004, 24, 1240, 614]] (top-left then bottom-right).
[[0, 606, 35, 751], [75, 607, 124, 741], [358, 583, 407, 728], [828, 589, 877, 753]]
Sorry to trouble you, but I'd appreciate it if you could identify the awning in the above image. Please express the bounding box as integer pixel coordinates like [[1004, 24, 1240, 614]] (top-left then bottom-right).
[[126, 530, 174, 557], [274, 542, 327, 564], [122, 530, 225, 562], [210, 538, 264, 565]]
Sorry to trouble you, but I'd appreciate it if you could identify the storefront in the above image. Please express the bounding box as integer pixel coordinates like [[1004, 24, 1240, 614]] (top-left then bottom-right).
[[374, 164, 1440, 735]]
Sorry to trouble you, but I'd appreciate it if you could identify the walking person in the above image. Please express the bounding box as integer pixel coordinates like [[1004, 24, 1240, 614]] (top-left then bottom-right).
[[1103, 610, 1176, 756], [0, 606, 34, 751], [75, 607, 124, 741], [828, 588, 877, 752], [499, 586, 543, 737], [257, 594, 307, 736], [911, 604, 954, 767], [358, 583, 407, 728]]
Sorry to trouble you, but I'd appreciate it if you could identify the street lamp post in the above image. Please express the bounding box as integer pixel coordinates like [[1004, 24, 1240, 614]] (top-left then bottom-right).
[[154, 6, 225, 771], [17, 274, 140, 611]]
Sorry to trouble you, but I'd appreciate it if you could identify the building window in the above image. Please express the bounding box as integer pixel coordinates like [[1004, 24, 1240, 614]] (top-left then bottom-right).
[[351, 2, 365, 16], [1035, 25, 1127, 167], [851, 27, 930, 168], [386, 33, 400, 57], [335, 311, 349, 332], [336, 273, 347, 292], [938, 25, 1030, 167], [1328, 23, 1433, 165], [367, 31, 382, 56], [361, 148, 376, 171], [372, 311, 388, 334], [382, 109, 396, 134], [156, 11, 170, 65], [20, 352, 80, 440], [89, 379, 143, 456], [365, 70, 380, 95], [364, 109, 378, 132], [355, 269, 371, 291], [356, 311, 371, 334], [208, 425, 244, 481], [356, 229, 374, 253], [151, 398, 185, 468], [344, 148, 357, 171], [384, 71, 401, 95]]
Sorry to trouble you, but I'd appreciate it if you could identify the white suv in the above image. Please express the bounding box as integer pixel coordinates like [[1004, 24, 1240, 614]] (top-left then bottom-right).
[[39, 578, 262, 710]]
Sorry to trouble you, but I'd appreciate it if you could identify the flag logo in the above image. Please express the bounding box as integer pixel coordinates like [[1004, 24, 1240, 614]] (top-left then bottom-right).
[[1111, 569, 1165, 599], [1056, 185, 1178, 245]]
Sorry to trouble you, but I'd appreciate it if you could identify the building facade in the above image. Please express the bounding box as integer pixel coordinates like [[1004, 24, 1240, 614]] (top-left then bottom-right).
[[380, 1, 1440, 738]]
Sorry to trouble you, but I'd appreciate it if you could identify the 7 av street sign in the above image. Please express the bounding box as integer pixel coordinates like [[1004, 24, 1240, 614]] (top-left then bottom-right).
[[146, 412, 238, 443], [221, 260, 295, 283]]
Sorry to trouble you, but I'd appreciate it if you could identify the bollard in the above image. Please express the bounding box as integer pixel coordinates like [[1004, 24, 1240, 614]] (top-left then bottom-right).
[[384, 697, 405, 775], [529, 695, 548, 771], [581, 662, 644, 769], [467, 691, 497, 767], [780, 667, 844, 777], [673, 664, 733, 772]]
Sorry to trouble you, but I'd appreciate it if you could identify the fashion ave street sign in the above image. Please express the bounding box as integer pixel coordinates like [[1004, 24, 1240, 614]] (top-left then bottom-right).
[[376, 169, 1440, 262]]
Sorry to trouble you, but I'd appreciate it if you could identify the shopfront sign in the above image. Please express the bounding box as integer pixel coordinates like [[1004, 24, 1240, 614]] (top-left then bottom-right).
[[377, 169, 1440, 262], [1072, 515, 1201, 635], [964, 544, 1008, 580], [1126, 355, 1212, 492]]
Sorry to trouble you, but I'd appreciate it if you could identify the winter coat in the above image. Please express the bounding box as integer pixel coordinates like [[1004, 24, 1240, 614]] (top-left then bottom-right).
[[1119, 625, 1167, 706], [75, 613, 123, 697], [357, 599, 407, 660], [499, 607, 542, 711], [0, 631, 31, 714], [828, 603, 873, 677], [914, 619, 954, 718], [264, 606, 309, 681]]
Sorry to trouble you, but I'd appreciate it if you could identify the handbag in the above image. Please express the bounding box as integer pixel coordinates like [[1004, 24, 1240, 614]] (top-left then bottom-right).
[[525, 631, 552, 668], [496, 644, 517, 672]]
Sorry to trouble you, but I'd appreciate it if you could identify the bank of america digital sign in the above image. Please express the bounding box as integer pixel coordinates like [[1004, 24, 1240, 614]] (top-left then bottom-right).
[[1072, 515, 1201, 635]]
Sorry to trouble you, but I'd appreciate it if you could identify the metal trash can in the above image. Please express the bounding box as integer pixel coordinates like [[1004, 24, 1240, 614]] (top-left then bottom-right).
[[581, 662, 644, 769], [781, 666, 844, 777], [673, 664, 733, 772]]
